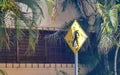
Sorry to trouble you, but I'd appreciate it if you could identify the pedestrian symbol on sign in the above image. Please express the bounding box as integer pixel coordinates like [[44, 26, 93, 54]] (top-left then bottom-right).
[[72, 30, 79, 49]]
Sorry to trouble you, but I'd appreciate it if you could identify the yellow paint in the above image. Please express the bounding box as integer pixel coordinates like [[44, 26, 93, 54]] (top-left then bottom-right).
[[64, 20, 88, 54]]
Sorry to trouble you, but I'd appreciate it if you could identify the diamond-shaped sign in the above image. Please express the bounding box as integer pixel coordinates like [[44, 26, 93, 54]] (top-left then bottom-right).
[[64, 20, 88, 54]]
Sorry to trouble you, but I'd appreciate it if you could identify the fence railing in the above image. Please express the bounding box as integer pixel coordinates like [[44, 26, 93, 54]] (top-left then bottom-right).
[[0, 28, 74, 64]]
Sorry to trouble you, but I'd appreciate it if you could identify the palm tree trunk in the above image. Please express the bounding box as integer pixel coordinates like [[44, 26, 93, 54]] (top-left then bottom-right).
[[114, 38, 120, 75], [104, 52, 110, 75], [114, 47, 119, 75]]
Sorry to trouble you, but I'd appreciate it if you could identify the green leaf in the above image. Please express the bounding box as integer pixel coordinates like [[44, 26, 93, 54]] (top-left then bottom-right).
[[0, 69, 7, 75], [96, 3, 119, 50], [109, 6, 119, 32], [45, 0, 55, 14], [96, 3, 107, 18], [28, 29, 37, 50], [15, 18, 25, 41], [0, 27, 10, 50]]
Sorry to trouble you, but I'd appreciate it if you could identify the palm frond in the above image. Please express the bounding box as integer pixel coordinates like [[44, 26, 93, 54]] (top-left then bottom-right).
[[98, 35, 114, 54], [109, 4, 120, 32], [44, 20, 73, 45], [14, 0, 42, 51], [0, 69, 7, 75], [0, 0, 43, 51], [17, 11, 39, 51], [97, 3, 120, 35], [0, 11, 10, 50], [17, 0, 43, 23], [96, 3, 120, 53], [45, 0, 55, 14], [15, 18, 25, 41], [0, 0, 19, 17], [114, 30, 120, 47], [0, 27, 10, 50], [28, 28, 39, 51]]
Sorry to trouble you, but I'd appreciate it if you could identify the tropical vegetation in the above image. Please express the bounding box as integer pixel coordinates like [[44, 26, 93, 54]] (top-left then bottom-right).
[[59, 0, 120, 75], [0, 0, 43, 51], [48, 0, 120, 75], [0, 0, 120, 75]]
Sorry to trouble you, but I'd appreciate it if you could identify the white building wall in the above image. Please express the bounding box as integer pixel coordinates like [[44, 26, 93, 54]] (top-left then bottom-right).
[[37, 0, 80, 28]]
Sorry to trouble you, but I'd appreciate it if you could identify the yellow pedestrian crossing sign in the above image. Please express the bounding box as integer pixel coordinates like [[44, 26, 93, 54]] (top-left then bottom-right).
[[64, 20, 88, 54]]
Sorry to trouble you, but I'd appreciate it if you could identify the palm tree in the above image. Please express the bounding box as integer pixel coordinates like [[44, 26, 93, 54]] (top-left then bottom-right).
[[96, 3, 120, 75], [0, 0, 43, 52]]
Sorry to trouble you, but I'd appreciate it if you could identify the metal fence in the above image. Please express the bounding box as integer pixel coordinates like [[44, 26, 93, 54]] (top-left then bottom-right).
[[0, 28, 74, 64]]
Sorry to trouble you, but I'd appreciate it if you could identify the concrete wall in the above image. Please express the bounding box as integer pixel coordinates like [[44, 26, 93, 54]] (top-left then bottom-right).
[[1, 68, 74, 75], [0, 64, 74, 75], [40, 0, 80, 28], [0, 64, 90, 75]]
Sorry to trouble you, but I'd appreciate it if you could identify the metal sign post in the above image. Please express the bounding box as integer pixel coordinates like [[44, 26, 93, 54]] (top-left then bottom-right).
[[75, 53, 78, 75], [64, 20, 88, 75]]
